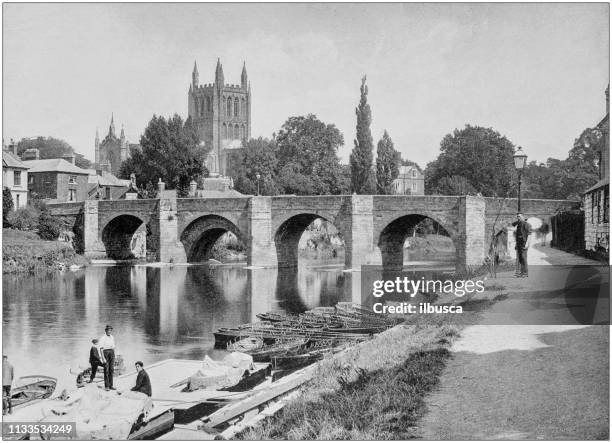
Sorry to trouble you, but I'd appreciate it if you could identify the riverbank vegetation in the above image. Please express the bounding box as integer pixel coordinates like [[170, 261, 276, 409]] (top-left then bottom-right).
[[240, 283, 508, 439], [2, 228, 87, 274]]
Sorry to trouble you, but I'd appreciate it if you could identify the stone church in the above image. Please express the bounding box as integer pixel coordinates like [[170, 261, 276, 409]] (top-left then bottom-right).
[[95, 115, 132, 176], [188, 59, 251, 177]]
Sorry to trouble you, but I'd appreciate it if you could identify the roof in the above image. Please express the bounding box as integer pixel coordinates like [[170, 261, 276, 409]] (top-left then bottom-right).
[[23, 158, 89, 175], [583, 178, 610, 195], [84, 169, 131, 187], [2, 150, 29, 169]]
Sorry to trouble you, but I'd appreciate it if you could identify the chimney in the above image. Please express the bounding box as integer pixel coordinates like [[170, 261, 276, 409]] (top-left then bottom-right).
[[61, 152, 76, 165], [10, 139, 17, 156]]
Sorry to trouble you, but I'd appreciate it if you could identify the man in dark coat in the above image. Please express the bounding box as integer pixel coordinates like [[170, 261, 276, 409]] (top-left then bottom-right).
[[89, 339, 104, 383], [131, 361, 152, 397], [512, 213, 531, 277]]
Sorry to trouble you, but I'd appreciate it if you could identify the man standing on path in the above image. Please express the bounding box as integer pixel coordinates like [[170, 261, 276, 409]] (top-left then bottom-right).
[[3, 355, 14, 415], [89, 339, 105, 383], [99, 325, 116, 391], [512, 213, 531, 277]]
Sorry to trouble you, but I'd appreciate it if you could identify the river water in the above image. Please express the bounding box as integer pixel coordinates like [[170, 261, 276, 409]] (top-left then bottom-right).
[[2, 251, 455, 391]]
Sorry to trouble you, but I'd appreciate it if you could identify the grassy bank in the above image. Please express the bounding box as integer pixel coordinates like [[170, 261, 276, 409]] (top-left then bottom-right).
[[240, 283, 507, 440], [2, 228, 88, 274]]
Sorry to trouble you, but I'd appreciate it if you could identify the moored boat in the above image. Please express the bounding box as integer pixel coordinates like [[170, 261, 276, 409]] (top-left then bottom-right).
[[9, 375, 57, 409]]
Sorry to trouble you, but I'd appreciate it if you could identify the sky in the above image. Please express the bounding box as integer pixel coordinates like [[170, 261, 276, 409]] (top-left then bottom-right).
[[2, 3, 609, 167]]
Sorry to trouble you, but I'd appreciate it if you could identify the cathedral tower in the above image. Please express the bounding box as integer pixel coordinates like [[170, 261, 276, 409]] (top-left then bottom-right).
[[188, 59, 251, 177]]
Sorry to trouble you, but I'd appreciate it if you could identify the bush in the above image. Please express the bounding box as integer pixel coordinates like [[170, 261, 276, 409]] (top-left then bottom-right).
[[7, 206, 40, 231], [3, 187, 14, 227], [38, 212, 62, 240]]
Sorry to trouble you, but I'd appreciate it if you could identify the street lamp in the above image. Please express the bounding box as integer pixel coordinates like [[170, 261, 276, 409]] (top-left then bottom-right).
[[256, 173, 261, 196], [513, 146, 528, 212]]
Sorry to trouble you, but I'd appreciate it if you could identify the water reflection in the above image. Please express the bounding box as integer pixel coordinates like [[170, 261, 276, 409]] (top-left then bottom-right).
[[2, 262, 352, 390]]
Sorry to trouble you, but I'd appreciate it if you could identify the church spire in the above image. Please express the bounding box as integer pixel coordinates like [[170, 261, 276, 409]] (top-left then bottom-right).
[[109, 114, 115, 137], [192, 60, 199, 88], [241, 61, 248, 89], [215, 58, 224, 88], [120, 125, 125, 140]]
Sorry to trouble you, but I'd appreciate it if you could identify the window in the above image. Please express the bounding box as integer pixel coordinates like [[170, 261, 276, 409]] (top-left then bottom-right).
[[227, 98, 232, 117], [69, 175, 77, 184], [200, 100, 205, 116], [411, 169, 417, 178], [206, 96, 212, 112], [69, 189, 76, 202], [13, 170, 21, 186], [15, 194, 20, 209], [234, 98, 239, 117], [222, 124, 227, 139], [412, 182, 417, 192], [234, 124, 240, 139]]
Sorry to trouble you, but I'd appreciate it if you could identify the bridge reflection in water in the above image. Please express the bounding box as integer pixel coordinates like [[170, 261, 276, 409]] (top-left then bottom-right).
[[2, 262, 356, 389]]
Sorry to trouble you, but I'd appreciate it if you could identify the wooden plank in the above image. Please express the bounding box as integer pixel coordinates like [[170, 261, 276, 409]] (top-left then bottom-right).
[[200, 365, 315, 430]]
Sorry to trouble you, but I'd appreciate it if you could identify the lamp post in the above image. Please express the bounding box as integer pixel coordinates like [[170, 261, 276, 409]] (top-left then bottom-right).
[[256, 173, 261, 196], [513, 146, 528, 212]]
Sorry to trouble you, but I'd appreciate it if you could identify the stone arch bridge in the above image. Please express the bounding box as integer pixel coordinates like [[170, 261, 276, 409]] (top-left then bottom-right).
[[47, 194, 579, 271]]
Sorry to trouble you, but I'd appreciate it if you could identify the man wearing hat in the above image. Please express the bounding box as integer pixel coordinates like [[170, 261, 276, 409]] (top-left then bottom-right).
[[88, 339, 105, 383], [99, 326, 116, 390]]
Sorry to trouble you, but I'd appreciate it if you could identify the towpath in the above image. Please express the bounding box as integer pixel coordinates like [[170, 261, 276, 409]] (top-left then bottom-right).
[[418, 245, 609, 440]]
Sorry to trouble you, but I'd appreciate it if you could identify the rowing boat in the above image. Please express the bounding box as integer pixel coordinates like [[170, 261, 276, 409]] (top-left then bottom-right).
[[9, 375, 57, 409]]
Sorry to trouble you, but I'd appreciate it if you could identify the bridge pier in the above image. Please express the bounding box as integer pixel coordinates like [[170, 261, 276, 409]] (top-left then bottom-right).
[[157, 192, 188, 263], [247, 197, 278, 267], [456, 196, 486, 272], [83, 200, 105, 258], [345, 195, 375, 270]]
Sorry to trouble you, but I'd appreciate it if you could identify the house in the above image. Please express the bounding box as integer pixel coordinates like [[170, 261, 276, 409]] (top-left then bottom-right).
[[85, 169, 131, 200], [583, 86, 610, 255], [392, 165, 425, 195], [2, 148, 29, 209], [23, 158, 89, 203]]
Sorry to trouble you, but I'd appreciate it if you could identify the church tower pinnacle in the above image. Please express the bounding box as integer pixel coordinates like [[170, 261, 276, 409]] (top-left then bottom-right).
[[215, 58, 224, 88], [192, 61, 199, 88], [241, 61, 248, 89], [109, 114, 115, 137]]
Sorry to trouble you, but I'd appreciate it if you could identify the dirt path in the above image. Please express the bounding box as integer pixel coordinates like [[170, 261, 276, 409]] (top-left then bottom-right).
[[418, 246, 609, 440]]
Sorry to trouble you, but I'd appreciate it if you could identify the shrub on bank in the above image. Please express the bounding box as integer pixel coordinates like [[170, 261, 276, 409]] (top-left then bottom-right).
[[6, 206, 40, 231], [38, 211, 62, 240]]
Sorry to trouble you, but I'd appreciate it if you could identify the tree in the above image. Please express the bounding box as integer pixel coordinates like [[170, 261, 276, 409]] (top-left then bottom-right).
[[275, 114, 345, 195], [231, 137, 281, 195], [16, 136, 92, 169], [434, 175, 477, 196], [425, 125, 515, 197], [119, 114, 208, 197], [3, 187, 14, 227], [375, 130, 401, 194], [350, 76, 376, 194]]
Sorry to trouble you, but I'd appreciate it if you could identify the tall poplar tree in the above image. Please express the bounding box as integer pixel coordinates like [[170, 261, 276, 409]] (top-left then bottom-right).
[[375, 130, 401, 194], [350, 76, 375, 194]]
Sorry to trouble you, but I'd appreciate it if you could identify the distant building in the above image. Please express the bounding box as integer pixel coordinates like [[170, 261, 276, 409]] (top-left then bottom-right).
[[188, 59, 251, 177], [95, 115, 135, 176], [583, 86, 610, 254], [2, 144, 29, 209], [392, 165, 424, 195], [23, 158, 89, 203], [85, 169, 131, 200]]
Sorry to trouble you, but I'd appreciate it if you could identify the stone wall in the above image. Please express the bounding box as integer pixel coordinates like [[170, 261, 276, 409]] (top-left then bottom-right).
[[584, 189, 610, 253]]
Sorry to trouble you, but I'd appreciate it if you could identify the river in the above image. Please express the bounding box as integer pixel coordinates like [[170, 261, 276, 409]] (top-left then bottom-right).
[[2, 252, 455, 391]]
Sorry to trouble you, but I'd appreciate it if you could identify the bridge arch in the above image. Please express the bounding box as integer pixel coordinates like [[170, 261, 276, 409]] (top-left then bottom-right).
[[274, 213, 345, 268], [101, 214, 148, 260], [180, 215, 247, 263], [377, 213, 458, 271]]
